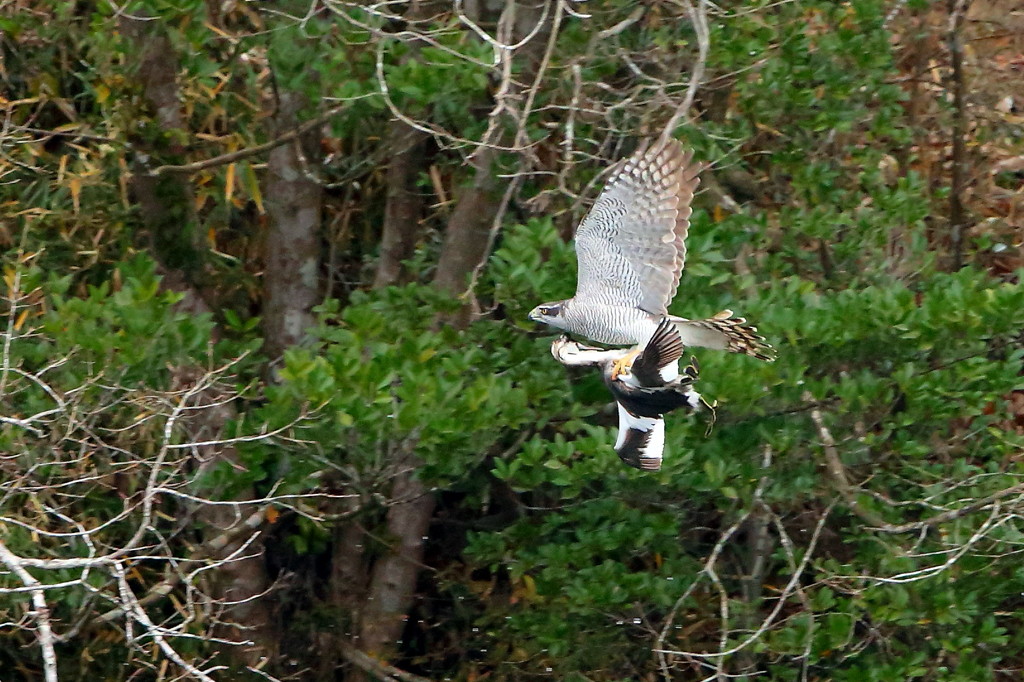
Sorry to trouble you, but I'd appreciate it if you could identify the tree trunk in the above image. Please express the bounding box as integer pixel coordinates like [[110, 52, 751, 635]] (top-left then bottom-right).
[[118, 16, 187, 136], [121, 13, 277, 668], [158, 358, 277, 668], [352, 3, 554, 675], [357, 458, 435, 658], [262, 88, 324, 360], [432, 144, 503, 301], [373, 0, 435, 289], [947, 0, 970, 271], [432, 0, 553, 317], [318, 503, 369, 680], [188, 396, 278, 670], [118, 13, 204, 282], [374, 120, 430, 289], [353, 123, 437, 673]]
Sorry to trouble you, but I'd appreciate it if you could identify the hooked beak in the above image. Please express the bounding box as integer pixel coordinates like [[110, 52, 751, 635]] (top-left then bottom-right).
[[527, 306, 543, 323]]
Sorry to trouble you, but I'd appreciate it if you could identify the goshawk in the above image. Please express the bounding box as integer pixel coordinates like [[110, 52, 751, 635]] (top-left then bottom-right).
[[529, 138, 773, 360]]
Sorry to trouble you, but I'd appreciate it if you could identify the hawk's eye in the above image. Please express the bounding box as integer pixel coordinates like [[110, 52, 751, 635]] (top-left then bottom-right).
[[541, 305, 560, 317]]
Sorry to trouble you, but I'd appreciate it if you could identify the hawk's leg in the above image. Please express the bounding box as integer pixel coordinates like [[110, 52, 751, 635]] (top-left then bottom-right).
[[610, 348, 642, 381]]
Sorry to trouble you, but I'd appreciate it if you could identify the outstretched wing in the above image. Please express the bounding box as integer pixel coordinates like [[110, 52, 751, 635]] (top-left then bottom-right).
[[631, 318, 685, 386], [614, 404, 665, 471], [574, 139, 702, 315]]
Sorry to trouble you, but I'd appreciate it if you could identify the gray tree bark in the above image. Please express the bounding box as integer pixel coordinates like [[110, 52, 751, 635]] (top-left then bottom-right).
[[374, 120, 430, 288], [947, 0, 970, 270], [120, 13, 277, 668], [432, 0, 553, 317], [349, 3, 555, 675], [432, 143, 503, 301], [184, 378, 278, 669], [373, 0, 435, 289], [263, 87, 323, 359], [354, 122, 436, 675], [118, 14, 204, 281], [357, 464, 435, 657]]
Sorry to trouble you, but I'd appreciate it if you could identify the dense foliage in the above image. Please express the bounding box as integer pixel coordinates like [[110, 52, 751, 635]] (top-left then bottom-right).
[[2, 1, 1024, 681]]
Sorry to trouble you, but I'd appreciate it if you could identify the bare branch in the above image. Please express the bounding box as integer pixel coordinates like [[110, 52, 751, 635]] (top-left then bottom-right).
[[151, 104, 348, 176], [661, 0, 710, 143], [340, 641, 435, 682], [809, 392, 1024, 535], [0, 539, 58, 682], [806, 391, 891, 528], [656, 502, 835, 661], [112, 561, 223, 682]]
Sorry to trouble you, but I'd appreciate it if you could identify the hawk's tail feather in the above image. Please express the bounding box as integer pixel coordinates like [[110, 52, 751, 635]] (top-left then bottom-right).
[[671, 310, 776, 362]]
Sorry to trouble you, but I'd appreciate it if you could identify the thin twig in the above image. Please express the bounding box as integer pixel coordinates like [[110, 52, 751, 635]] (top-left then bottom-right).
[[877, 481, 1024, 534], [661, 0, 710, 144], [808, 392, 1024, 534], [95, 506, 268, 624], [150, 104, 347, 175], [806, 391, 890, 528]]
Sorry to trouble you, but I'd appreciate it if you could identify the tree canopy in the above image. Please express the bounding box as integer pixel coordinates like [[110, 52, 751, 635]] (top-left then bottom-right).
[[2, 1, 1024, 681]]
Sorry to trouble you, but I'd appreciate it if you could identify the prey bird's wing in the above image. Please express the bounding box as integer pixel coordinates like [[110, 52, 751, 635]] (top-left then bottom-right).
[[573, 139, 701, 315], [631, 318, 685, 386], [614, 403, 665, 471]]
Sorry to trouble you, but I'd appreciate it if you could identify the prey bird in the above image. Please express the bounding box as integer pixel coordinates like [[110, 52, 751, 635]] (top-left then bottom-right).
[[551, 319, 714, 471], [529, 138, 773, 362]]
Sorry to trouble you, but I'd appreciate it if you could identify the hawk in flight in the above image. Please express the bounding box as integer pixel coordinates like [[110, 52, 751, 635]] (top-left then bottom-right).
[[529, 138, 773, 360], [551, 319, 713, 470]]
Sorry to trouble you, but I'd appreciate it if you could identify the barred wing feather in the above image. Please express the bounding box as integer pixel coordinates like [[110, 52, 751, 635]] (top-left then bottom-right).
[[573, 139, 702, 316]]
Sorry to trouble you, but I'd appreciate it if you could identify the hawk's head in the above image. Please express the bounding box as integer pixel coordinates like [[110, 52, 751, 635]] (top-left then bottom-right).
[[528, 301, 568, 330]]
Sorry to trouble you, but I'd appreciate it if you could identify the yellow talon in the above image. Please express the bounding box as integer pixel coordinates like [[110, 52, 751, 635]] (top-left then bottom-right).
[[610, 348, 641, 380]]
